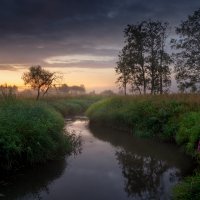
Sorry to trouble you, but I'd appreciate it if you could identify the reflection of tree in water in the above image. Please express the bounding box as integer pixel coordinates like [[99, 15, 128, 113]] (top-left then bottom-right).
[[1, 158, 66, 200], [89, 124, 186, 199], [116, 149, 180, 199]]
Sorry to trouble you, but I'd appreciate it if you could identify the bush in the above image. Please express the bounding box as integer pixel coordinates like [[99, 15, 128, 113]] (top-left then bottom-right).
[[0, 100, 70, 169], [176, 112, 200, 156], [87, 97, 185, 138]]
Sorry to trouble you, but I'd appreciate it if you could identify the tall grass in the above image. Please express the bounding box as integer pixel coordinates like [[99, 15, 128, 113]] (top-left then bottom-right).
[[0, 95, 100, 170], [86, 95, 200, 154], [0, 99, 70, 169]]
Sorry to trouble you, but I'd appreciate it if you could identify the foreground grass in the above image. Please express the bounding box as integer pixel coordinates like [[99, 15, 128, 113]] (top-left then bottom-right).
[[0, 99, 70, 169], [86, 94, 200, 198]]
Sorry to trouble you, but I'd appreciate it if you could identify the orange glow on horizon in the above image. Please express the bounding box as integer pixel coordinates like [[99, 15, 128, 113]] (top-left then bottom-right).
[[0, 67, 117, 92]]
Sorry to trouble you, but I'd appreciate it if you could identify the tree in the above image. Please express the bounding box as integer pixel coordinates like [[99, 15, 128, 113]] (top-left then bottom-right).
[[22, 65, 61, 100], [116, 20, 171, 95], [144, 21, 171, 94], [58, 84, 70, 93], [124, 23, 148, 94], [115, 47, 131, 95], [172, 8, 200, 92]]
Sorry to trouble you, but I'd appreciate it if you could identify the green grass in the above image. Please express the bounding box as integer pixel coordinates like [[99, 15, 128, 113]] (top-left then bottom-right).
[[176, 112, 200, 156], [86, 96, 196, 140], [0, 99, 70, 169], [86, 95, 200, 152], [0, 95, 101, 170]]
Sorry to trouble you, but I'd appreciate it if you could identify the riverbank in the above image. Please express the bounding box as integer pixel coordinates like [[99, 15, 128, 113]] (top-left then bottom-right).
[[86, 94, 200, 199], [0, 96, 100, 171], [2, 117, 193, 199]]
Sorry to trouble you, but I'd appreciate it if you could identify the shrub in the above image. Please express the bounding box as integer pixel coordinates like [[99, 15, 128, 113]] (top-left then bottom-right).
[[176, 112, 200, 156], [0, 100, 69, 169]]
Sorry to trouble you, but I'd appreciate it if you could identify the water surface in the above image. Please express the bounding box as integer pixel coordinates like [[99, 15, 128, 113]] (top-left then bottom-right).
[[0, 117, 194, 200]]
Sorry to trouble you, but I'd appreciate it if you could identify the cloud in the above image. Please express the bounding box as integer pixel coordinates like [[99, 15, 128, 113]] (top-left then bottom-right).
[[0, 64, 27, 71], [44, 54, 115, 64], [0, 0, 199, 71]]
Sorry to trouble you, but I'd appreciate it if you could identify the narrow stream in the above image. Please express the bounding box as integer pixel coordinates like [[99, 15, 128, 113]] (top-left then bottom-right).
[[0, 117, 194, 200]]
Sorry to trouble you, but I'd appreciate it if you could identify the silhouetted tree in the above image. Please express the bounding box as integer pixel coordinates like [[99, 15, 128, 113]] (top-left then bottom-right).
[[124, 22, 148, 94], [22, 65, 61, 100], [117, 20, 171, 94], [115, 47, 131, 95], [172, 8, 200, 92], [144, 21, 171, 94]]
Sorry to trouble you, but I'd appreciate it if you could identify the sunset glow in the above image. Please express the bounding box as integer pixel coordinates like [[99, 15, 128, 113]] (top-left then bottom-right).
[[0, 0, 199, 93]]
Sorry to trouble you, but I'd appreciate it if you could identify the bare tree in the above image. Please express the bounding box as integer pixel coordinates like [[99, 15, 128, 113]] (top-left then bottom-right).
[[22, 65, 62, 100]]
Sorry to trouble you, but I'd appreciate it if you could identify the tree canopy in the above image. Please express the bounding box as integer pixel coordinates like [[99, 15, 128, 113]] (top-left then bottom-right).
[[22, 65, 61, 100], [116, 20, 171, 95]]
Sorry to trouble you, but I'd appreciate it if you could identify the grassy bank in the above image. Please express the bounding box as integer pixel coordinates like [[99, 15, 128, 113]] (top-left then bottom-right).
[[86, 94, 200, 199], [0, 95, 100, 170]]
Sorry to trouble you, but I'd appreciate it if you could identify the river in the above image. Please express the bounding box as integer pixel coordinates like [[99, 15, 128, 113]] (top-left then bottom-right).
[[0, 117, 194, 200]]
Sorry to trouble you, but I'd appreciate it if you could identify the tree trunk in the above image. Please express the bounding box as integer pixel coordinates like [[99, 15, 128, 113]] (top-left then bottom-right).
[[124, 84, 127, 95], [36, 88, 40, 100]]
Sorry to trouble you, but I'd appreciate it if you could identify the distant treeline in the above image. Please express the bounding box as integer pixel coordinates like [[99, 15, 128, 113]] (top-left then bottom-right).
[[57, 84, 86, 95], [116, 8, 200, 95], [0, 83, 86, 99]]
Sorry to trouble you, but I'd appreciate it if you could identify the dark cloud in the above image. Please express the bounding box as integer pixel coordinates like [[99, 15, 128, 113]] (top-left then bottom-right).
[[0, 0, 199, 70]]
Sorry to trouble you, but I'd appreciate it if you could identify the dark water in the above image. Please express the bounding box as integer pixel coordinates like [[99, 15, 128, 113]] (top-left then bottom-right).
[[0, 117, 194, 200]]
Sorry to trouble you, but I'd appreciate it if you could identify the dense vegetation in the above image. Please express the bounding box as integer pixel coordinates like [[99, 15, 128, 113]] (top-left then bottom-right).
[[0, 96, 99, 170], [86, 95, 200, 199], [0, 99, 67, 169]]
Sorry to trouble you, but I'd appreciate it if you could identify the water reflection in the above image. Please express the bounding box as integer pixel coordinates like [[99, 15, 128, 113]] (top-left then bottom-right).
[[116, 150, 180, 199], [0, 156, 67, 200], [0, 118, 194, 200], [89, 123, 193, 199]]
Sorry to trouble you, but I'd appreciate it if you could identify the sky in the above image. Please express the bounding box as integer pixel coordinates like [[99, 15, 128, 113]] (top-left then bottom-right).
[[0, 0, 200, 92]]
